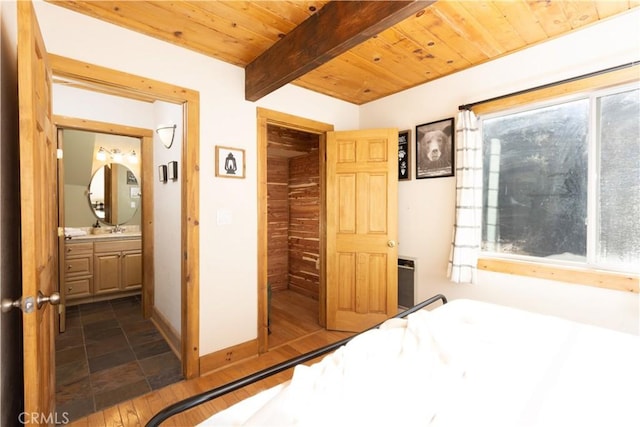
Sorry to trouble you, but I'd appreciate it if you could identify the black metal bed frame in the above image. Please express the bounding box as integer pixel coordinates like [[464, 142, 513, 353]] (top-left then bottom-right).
[[146, 294, 448, 426]]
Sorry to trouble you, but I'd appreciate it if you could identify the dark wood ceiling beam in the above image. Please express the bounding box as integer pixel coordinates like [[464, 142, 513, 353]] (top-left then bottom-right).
[[245, 0, 434, 102]]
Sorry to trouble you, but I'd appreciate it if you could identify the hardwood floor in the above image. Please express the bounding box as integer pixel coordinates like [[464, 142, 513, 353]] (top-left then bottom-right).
[[268, 289, 322, 348], [67, 290, 353, 426]]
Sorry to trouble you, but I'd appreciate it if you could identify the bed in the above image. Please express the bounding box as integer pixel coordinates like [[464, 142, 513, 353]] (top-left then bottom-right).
[[147, 294, 640, 426]]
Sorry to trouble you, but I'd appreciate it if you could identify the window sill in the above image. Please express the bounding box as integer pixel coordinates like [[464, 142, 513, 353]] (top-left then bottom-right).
[[478, 257, 639, 294]]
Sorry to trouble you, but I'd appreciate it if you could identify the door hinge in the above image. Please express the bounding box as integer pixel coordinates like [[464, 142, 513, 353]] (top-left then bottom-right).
[[57, 227, 64, 237]]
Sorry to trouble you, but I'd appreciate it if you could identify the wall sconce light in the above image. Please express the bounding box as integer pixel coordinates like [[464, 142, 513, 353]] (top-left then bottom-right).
[[156, 124, 177, 149]]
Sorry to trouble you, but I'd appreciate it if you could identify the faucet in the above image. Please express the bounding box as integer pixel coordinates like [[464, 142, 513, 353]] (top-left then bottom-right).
[[111, 224, 125, 233]]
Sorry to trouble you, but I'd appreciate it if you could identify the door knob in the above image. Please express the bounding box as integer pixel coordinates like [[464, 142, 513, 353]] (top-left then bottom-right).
[[387, 240, 397, 248], [1, 297, 22, 313], [36, 291, 61, 309]]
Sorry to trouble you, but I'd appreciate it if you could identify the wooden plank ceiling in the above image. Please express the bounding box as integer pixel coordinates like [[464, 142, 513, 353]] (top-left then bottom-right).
[[47, 1, 639, 105]]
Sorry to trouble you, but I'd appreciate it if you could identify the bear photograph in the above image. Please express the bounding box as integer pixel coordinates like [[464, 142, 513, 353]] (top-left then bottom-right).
[[416, 118, 454, 179]]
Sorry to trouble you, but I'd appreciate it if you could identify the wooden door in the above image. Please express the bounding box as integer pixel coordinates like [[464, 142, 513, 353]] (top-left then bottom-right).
[[56, 128, 66, 333], [18, 0, 58, 421], [326, 129, 398, 331]]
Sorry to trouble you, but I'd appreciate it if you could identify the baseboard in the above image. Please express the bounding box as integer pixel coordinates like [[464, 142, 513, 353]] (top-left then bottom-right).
[[199, 339, 259, 376], [150, 307, 181, 360]]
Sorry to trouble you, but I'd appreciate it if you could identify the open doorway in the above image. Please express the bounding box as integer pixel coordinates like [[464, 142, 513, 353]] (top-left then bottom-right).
[[53, 119, 185, 421], [257, 108, 334, 353], [49, 54, 201, 380], [266, 125, 321, 349]]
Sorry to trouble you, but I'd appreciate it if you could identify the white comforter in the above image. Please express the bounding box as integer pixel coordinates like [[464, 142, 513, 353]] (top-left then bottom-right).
[[201, 299, 640, 427]]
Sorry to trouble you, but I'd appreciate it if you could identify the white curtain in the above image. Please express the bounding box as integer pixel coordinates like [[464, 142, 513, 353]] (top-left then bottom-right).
[[448, 109, 482, 284]]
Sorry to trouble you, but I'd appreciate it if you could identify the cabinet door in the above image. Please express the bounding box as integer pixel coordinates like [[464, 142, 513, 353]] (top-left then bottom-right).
[[94, 252, 121, 294], [122, 251, 142, 290]]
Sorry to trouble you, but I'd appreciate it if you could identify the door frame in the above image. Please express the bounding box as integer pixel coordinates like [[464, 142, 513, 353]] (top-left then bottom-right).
[[54, 117, 154, 317], [49, 55, 201, 379], [256, 107, 333, 353]]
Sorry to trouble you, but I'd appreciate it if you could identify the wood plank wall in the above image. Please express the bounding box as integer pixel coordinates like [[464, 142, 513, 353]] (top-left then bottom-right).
[[266, 125, 320, 298], [267, 156, 289, 292], [288, 153, 320, 299]]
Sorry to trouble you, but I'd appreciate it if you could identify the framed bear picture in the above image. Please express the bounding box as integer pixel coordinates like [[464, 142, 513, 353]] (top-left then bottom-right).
[[415, 118, 455, 179]]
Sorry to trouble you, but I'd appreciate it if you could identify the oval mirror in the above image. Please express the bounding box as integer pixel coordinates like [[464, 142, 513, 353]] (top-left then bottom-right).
[[88, 163, 140, 225]]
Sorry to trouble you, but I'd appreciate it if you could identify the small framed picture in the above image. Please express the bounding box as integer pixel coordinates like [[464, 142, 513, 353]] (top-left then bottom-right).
[[126, 170, 138, 185], [398, 129, 411, 181], [158, 165, 167, 183], [168, 161, 178, 181], [415, 118, 455, 179], [215, 146, 245, 179]]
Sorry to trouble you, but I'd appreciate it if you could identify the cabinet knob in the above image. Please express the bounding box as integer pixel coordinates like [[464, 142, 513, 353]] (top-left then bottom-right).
[[67, 264, 72, 270]]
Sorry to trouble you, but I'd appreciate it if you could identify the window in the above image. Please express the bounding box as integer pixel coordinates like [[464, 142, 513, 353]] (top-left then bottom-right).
[[481, 84, 639, 274]]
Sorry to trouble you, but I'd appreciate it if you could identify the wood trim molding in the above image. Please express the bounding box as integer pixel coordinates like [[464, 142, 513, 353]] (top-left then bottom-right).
[[50, 54, 198, 104], [199, 339, 259, 376], [151, 307, 181, 360], [479, 257, 639, 293], [256, 107, 333, 353], [51, 55, 201, 379], [52, 116, 153, 137], [472, 64, 640, 116], [52, 117, 156, 320]]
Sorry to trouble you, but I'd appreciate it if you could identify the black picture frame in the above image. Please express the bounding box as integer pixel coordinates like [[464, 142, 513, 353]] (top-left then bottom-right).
[[126, 170, 138, 185], [398, 129, 411, 181], [158, 165, 167, 183], [415, 117, 455, 179]]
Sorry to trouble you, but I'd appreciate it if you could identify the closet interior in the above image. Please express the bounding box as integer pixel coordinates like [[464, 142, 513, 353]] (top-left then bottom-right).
[[266, 124, 321, 347]]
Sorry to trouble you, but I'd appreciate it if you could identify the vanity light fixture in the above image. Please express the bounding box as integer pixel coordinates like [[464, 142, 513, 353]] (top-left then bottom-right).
[[111, 148, 123, 163], [128, 150, 138, 164], [96, 146, 137, 164], [156, 123, 177, 149], [96, 146, 108, 161]]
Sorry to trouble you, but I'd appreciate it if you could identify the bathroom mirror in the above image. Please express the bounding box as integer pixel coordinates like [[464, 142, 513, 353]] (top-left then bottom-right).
[[88, 163, 140, 225]]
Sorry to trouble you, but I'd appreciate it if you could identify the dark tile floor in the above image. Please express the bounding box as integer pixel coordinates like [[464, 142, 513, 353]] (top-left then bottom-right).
[[55, 296, 183, 422]]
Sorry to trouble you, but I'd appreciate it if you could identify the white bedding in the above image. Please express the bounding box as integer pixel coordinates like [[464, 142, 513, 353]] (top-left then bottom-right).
[[200, 299, 640, 427]]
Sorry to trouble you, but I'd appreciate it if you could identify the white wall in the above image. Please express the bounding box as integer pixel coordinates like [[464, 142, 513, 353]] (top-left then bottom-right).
[[360, 9, 640, 335], [53, 85, 154, 129], [33, 0, 360, 355], [153, 101, 182, 335]]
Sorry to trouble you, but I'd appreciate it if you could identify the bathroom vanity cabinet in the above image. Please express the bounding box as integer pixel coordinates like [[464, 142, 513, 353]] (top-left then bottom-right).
[[63, 236, 141, 305]]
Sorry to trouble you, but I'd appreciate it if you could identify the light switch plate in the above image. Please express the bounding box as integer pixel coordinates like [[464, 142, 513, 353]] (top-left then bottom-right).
[[217, 209, 232, 225]]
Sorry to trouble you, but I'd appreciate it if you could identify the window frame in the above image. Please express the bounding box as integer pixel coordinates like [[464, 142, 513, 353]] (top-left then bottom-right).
[[472, 66, 640, 293]]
